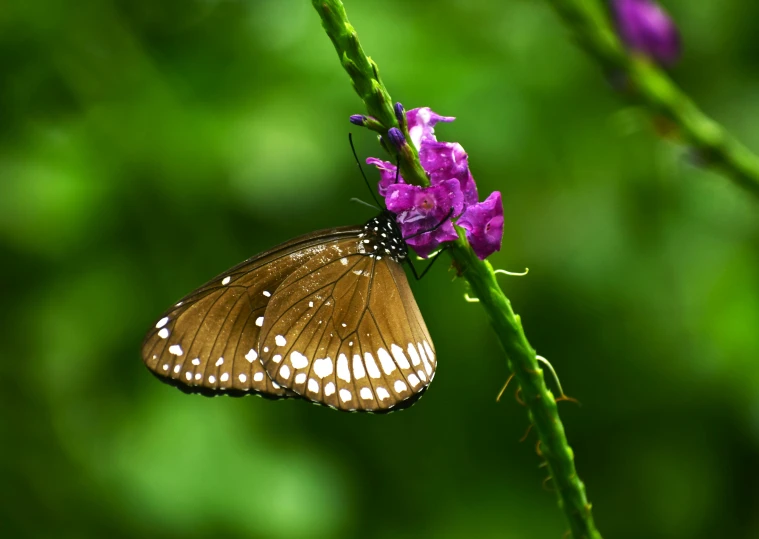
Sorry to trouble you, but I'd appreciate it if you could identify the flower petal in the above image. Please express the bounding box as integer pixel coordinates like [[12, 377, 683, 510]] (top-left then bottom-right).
[[457, 191, 504, 260], [406, 107, 456, 149], [419, 141, 478, 207], [366, 157, 403, 197]]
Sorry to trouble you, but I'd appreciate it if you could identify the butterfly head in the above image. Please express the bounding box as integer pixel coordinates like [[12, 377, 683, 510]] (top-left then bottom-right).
[[358, 211, 407, 263]]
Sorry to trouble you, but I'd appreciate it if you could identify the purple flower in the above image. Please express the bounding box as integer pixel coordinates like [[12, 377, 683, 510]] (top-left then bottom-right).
[[385, 179, 464, 258], [365, 105, 504, 259], [457, 191, 504, 260], [613, 0, 680, 66]]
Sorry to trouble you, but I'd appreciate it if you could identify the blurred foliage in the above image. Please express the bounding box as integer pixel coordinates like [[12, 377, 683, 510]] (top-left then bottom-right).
[[3, 0, 759, 538]]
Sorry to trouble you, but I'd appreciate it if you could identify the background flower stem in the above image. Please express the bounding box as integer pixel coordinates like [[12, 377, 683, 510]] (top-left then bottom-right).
[[312, 1, 603, 538], [547, 0, 759, 198]]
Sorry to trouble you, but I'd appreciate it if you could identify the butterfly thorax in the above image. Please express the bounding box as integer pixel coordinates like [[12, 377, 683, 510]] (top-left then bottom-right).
[[357, 211, 407, 263]]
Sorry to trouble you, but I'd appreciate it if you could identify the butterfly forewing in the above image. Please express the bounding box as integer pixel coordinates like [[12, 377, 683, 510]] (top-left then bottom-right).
[[260, 219, 436, 412], [141, 227, 360, 398]]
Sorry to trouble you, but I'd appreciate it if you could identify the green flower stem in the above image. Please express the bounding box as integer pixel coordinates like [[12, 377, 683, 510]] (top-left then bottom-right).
[[312, 1, 602, 538], [449, 232, 600, 539], [547, 0, 759, 198], [312, 0, 428, 187]]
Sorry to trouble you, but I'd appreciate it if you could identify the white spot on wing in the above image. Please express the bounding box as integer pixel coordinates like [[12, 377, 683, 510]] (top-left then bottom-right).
[[391, 344, 410, 369], [215, 357, 224, 367], [158, 328, 169, 339], [280, 365, 291, 379], [162, 364, 169, 371], [295, 373, 306, 384], [308, 378, 319, 393], [185, 372, 192, 381], [191, 358, 200, 366], [407, 343, 421, 366], [155, 317, 169, 329], [263, 290, 271, 297], [424, 340, 435, 362], [408, 373, 421, 387], [209, 375, 216, 383], [364, 353, 381, 379], [221, 276, 231, 285], [169, 344, 184, 356], [339, 389, 352, 402], [419, 342, 433, 376], [360, 387, 373, 400], [220, 372, 229, 382], [376, 387, 390, 400], [245, 349, 257, 363], [173, 365, 181, 374], [336, 354, 351, 382], [313, 357, 334, 378], [255, 316, 264, 327], [325, 382, 336, 396], [290, 351, 308, 369], [272, 354, 282, 363], [275, 335, 287, 347], [377, 348, 396, 375], [195, 373, 202, 381], [352, 354, 366, 379], [239, 373, 247, 383], [340, 257, 348, 265], [394, 380, 408, 393], [254, 372, 264, 382]]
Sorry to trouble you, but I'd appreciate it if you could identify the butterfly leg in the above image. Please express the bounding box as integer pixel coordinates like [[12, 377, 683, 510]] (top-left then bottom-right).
[[406, 245, 450, 281]]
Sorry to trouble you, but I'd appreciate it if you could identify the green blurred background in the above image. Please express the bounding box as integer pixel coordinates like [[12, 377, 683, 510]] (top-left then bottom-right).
[[3, 0, 759, 537]]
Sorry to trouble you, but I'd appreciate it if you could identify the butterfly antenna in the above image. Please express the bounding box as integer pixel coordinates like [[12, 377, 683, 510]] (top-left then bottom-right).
[[350, 197, 380, 211], [348, 133, 382, 208]]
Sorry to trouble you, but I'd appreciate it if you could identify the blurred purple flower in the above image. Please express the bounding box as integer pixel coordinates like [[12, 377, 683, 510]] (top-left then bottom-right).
[[385, 179, 463, 258], [457, 191, 504, 260], [613, 0, 680, 66]]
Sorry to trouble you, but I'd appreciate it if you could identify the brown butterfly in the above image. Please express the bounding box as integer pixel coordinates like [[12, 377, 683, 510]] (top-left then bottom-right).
[[141, 211, 436, 413]]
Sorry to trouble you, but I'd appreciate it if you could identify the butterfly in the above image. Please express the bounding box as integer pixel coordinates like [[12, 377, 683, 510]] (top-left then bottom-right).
[[141, 210, 436, 413]]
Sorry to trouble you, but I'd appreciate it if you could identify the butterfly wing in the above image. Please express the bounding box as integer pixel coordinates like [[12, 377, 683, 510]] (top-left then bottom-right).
[[259, 239, 436, 412], [141, 227, 361, 398]]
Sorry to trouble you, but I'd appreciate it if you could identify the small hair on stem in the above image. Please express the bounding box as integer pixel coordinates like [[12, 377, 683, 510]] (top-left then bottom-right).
[[494, 268, 530, 277], [536, 355, 580, 406]]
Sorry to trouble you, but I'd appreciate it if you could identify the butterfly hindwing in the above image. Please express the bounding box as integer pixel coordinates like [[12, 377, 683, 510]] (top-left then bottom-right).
[[259, 230, 436, 412]]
